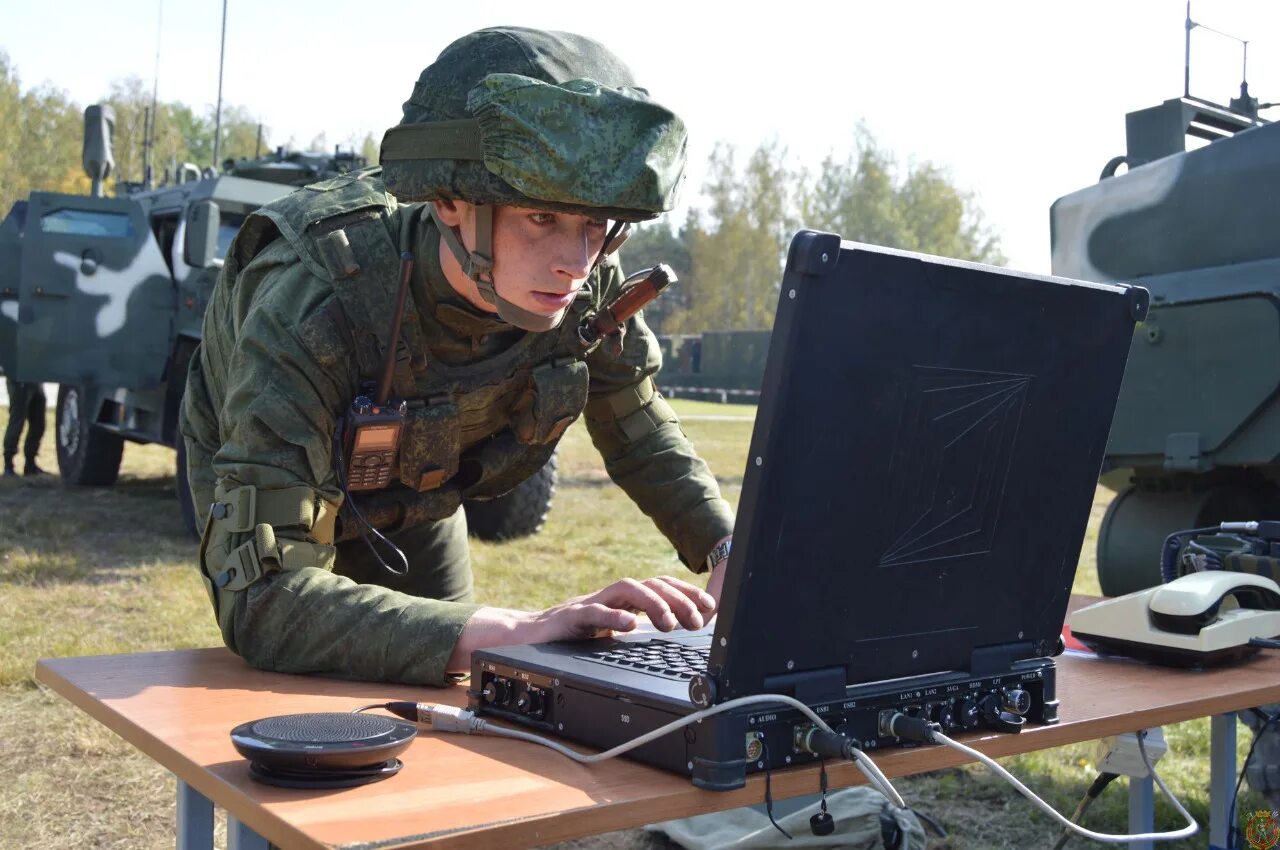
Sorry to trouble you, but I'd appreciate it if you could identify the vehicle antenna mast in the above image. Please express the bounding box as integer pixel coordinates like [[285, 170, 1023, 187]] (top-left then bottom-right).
[[1184, 2, 1262, 119], [212, 0, 227, 168], [145, 0, 162, 189]]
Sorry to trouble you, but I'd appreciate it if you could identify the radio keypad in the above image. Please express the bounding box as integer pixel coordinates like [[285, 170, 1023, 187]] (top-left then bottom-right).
[[348, 451, 396, 490]]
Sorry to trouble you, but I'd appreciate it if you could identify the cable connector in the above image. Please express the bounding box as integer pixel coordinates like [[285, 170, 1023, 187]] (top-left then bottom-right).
[[886, 712, 940, 743], [796, 727, 859, 760], [382, 701, 485, 734]]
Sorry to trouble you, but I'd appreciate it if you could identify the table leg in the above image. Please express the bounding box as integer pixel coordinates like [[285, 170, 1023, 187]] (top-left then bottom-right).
[[176, 780, 213, 850], [228, 815, 271, 850], [1127, 774, 1154, 850], [1209, 712, 1237, 850]]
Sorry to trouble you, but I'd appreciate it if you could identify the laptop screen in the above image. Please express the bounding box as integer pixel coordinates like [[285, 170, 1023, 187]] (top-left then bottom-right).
[[708, 234, 1146, 701]]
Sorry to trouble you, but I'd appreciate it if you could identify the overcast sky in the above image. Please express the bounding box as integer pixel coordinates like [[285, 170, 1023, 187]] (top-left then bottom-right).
[[4, 0, 1277, 274]]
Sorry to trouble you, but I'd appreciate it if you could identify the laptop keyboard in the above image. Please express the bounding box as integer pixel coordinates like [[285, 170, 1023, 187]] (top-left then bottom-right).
[[577, 639, 709, 681]]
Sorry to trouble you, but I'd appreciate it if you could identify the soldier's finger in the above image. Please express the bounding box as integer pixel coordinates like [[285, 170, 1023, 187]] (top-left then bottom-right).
[[572, 602, 638, 635], [638, 578, 707, 630], [651, 575, 716, 613], [592, 578, 679, 631]]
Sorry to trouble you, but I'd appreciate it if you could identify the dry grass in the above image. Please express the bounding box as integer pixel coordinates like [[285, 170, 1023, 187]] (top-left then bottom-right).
[[0, 402, 1270, 849]]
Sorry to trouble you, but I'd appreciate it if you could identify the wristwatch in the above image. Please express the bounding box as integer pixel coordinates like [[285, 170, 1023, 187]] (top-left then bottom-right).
[[704, 538, 732, 573]]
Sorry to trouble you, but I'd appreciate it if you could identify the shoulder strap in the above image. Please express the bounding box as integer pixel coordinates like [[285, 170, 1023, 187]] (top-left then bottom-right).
[[234, 168, 419, 395], [326, 213, 420, 397], [247, 167, 394, 281]]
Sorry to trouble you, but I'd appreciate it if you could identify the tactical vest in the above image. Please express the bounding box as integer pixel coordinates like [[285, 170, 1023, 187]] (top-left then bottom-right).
[[233, 168, 599, 542]]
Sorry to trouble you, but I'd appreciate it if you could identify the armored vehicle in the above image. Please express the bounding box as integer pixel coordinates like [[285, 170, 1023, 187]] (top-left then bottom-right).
[[1051, 89, 1280, 596], [0, 105, 556, 541]]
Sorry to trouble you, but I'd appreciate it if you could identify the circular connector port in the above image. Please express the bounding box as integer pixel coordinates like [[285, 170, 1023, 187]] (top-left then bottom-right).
[[524, 688, 546, 719], [482, 678, 510, 706], [1003, 688, 1032, 715]]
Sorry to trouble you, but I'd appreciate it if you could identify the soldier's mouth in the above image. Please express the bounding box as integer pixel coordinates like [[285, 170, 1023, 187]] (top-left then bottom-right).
[[529, 290, 577, 311]]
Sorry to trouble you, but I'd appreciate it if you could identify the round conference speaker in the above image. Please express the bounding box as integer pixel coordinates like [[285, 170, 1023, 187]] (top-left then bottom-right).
[[231, 712, 417, 787]]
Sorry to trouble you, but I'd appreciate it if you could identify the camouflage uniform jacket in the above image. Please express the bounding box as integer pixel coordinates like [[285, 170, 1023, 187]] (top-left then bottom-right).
[[180, 171, 734, 686]]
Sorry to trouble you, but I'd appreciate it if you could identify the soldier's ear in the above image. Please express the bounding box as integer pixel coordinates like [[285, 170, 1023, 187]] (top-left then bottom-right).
[[432, 198, 468, 229]]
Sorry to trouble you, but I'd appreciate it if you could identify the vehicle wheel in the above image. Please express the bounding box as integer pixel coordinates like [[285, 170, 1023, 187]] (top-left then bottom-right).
[[55, 384, 123, 486], [1097, 484, 1263, 596], [465, 453, 558, 541], [176, 436, 200, 540]]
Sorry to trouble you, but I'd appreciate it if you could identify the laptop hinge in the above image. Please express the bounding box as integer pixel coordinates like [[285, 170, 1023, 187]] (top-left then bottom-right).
[[970, 642, 1036, 676], [761, 666, 847, 704]]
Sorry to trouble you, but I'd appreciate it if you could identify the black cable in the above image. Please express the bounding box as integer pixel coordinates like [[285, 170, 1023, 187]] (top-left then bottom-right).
[[911, 807, 947, 839], [1050, 772, 1119, 850], [1161, 526, 1226, 582], [1228, 707, 1278, 850], [759, 739, 792, 840], [331, 427, 409, 576], [352, 701, 420, 721], [809, 757, 835, 837], [1182, 540, 1224, 572]]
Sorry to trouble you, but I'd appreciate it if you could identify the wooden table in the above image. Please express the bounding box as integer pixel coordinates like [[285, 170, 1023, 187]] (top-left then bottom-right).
[[36, 632, 1280, 850]]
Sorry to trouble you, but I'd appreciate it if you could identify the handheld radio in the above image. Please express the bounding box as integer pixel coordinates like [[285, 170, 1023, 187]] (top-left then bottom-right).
[[340, 251, 414, 491]]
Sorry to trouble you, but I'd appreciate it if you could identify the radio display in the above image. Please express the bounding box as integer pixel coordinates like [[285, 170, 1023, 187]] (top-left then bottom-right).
[[355, 425, 399, 451]]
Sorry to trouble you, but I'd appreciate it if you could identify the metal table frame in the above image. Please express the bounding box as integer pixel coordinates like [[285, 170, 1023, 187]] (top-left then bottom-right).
[[172, 713, 1244, 850]]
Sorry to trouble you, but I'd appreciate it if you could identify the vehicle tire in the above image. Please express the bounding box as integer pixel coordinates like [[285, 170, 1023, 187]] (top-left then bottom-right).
[[175, 436, 200, 540], [55, 384, 123, 486], [1097, 483, 1263, 596], [464, 452, 558, 541]]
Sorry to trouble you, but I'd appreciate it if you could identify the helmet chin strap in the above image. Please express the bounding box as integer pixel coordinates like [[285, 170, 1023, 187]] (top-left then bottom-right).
[[427, 204, 562, 333]]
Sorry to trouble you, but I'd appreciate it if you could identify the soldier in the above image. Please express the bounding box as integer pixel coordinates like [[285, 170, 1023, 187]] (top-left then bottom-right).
[[180, 27, 735, 686], [3, 378, 46, 477]]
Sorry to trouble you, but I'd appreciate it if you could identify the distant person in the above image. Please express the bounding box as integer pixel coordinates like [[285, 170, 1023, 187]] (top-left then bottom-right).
[[4, 377, 46, 477], [180, 27, 734, 686]]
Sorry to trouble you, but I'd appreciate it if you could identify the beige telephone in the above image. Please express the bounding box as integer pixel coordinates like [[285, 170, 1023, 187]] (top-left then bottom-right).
[[1067, 571, 1280, 667]]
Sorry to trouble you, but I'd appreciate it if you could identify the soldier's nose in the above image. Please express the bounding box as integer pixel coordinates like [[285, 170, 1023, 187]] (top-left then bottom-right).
[[552, 229, 593, 281]]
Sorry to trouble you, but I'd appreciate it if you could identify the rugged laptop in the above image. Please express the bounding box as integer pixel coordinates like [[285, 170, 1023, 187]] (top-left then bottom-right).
[[470, 232, 1147, 790]]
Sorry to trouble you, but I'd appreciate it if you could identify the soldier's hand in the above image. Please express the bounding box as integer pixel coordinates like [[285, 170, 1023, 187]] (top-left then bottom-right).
[[446, 577, 715, 673], [530, 576, 716, 642]]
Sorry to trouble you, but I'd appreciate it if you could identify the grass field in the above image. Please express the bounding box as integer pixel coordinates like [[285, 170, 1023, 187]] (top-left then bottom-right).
[[0, 399, 1271, 849]]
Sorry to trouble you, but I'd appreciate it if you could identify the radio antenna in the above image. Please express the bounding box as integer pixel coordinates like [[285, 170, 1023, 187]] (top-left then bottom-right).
[[1183, 2, 1192, 98], [376, 252, 415, 405], [212, 0, 228, 168], [1184, 2, 1253, 104], [145, 0, 162, 188]]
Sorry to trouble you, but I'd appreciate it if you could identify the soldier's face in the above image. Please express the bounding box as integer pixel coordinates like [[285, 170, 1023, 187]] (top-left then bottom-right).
[[434, 200, 608, 323]]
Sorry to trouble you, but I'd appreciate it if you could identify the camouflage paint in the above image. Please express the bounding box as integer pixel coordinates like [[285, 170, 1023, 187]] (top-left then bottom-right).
[[1050, 100, 1280, 480]]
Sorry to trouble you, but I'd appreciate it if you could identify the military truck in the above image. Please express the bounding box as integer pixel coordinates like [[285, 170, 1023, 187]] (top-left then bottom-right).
[[656, 330, 769, 403], [1050, 87, 1280, 596], [0, 105, 557, 541]]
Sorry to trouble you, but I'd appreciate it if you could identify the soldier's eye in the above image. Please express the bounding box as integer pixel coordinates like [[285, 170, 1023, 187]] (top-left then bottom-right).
[[529, 212, 556, 226]]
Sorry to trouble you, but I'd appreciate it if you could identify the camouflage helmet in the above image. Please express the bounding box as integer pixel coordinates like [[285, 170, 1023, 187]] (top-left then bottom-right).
[[380, 27, 688, 332], [381, 27, 688, 222]]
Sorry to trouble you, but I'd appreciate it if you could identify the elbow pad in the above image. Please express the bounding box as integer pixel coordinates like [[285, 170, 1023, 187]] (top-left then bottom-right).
[[198, 483, 339, 625]]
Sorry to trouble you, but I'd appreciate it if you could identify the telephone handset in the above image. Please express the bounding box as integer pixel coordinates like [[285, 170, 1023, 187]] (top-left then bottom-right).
[[1067, 571, 1280, 667]]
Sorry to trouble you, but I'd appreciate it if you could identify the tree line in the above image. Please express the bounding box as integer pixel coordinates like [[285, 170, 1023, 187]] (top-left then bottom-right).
[[0, 51, 378, 218], [2, 51, 1001, 335], [625, 132, 1005, 335]]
